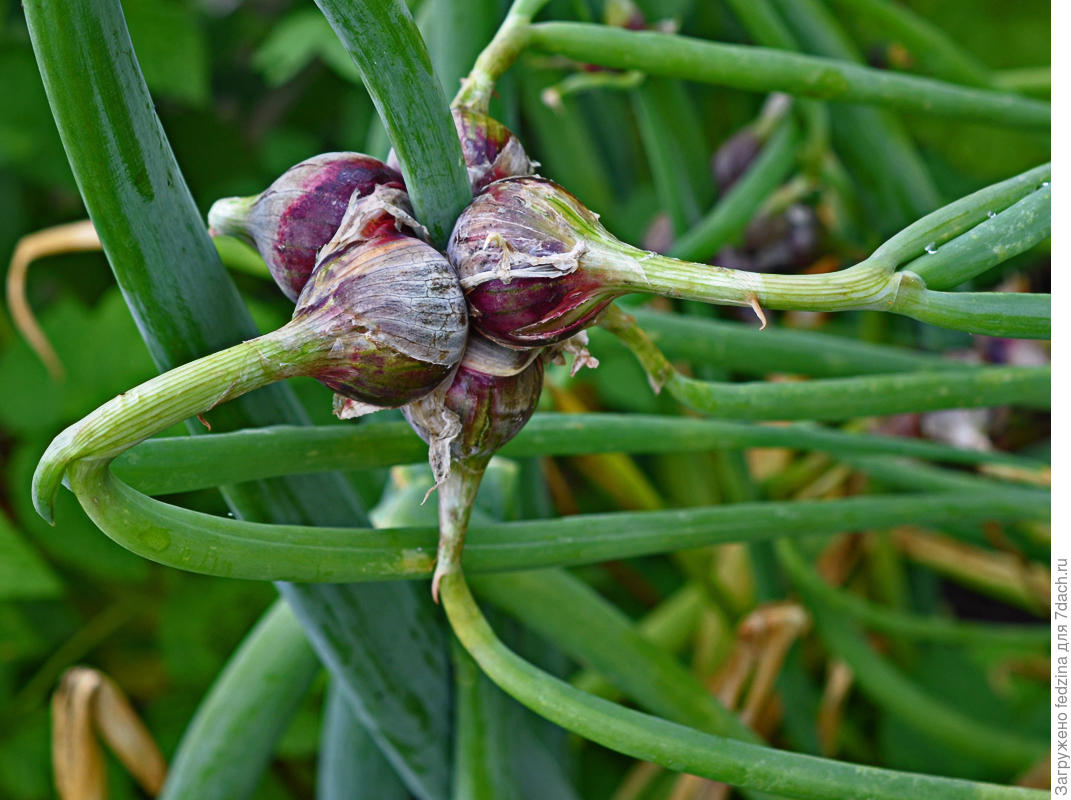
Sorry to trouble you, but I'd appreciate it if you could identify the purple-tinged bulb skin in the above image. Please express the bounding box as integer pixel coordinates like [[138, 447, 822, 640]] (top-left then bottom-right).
[[448, 177, 620, 348], [403, 334, 543, 463], [388, 108, 533, 193], [209, 154, 404, 301], [292, 233, 468, 408]]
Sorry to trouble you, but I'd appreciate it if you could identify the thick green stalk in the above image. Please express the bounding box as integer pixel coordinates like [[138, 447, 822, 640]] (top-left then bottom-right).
[[776, 541, 1047, 769], [64, 458, 1044, 582], [26, 2, 453, 797], [525, 23, 1049, 128], [440, 573, 1044, 800], [566, 165, 1050, 336], [112, 413, 1045, 497], [775, 540, 1048, 651], [314, 0, 471, 244], [160, 601, 320, 800], [823, 0, 992, 87], [670, 117, 801, 262]]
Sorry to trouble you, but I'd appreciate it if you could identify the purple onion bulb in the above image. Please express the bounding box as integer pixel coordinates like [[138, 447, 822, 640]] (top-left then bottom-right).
[[208, 154, 404, 301], [292, 233, 468, 408]]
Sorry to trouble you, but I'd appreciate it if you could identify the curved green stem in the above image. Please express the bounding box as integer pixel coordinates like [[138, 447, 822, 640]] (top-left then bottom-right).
[[525, 23, 1049, 129], [64, 458, 1040, 583], [473, 569, 755, 740], [32, 319, 327, 523], [439, 573, 1044, 800]]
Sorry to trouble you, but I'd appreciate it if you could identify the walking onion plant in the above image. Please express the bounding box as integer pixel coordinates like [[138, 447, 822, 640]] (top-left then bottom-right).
[[20, 0, 1049, 797]]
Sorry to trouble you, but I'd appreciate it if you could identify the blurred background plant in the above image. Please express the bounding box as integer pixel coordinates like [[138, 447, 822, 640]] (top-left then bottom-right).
[[0, 0, 1049, 798]]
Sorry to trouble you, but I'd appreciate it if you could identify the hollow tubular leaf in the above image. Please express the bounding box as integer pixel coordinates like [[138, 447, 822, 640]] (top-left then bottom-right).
[[904, 185, 1051, 290], [775, 538, 1048, 650], [525, 23, 1049, 129], [66, 457, 1044, 583], [114, 415, 1046, 498], [160, 601, 320, 800], [440, 574, 1045, 800]]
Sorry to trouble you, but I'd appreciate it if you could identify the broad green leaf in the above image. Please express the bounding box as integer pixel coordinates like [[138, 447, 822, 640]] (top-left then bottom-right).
[[279, 583, 452, 800], [158, 577, 275, 688], [252, 9, 361, 88], [160, 601, 321, 800], [0, 41, 74, 188], [0, 512, 62, 600], [124, 0, 209, 106]]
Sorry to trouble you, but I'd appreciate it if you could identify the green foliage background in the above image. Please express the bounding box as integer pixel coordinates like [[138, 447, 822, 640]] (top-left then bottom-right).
[[0, 0, 1049, 797]]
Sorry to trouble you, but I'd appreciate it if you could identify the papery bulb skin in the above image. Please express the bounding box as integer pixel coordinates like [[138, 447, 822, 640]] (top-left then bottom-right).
[[292, 234, 468, 408], [448, 177, 620, 348], [453, 108, 534, 192], [403, 334, 543, 464], [208, 153, 404, 301], [388, 108, 534, 192]]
